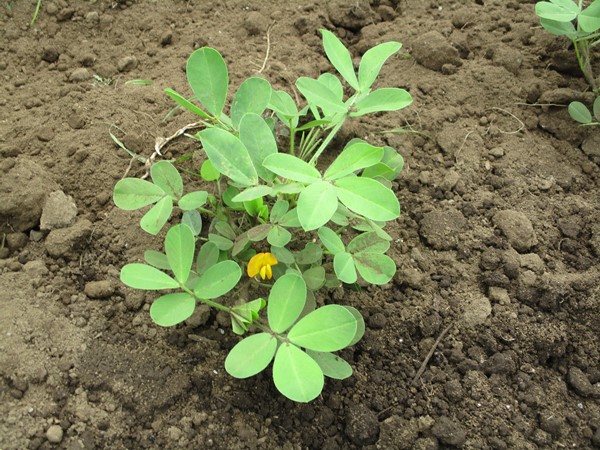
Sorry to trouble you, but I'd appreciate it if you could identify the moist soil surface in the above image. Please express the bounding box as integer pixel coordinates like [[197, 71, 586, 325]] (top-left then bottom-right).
[[1, 1, 600, 449]]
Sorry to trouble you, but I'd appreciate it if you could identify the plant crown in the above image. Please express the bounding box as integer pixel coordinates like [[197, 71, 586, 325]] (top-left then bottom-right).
[[113, 30, 412, 402]]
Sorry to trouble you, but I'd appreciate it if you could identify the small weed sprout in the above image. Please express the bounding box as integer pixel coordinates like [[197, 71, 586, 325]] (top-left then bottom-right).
[[535, 0, 600, 124], [113, 30, 412, 402]]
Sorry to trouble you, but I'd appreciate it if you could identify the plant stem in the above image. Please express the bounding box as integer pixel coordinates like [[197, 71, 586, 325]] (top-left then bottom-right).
[[181, 285, 230, 313], [289, 120, 296, 156], [308, 117, 346, 166]]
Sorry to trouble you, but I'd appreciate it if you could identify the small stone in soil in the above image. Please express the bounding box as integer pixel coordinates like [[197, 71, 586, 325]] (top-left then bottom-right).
[[46, 425, 64, 443], [40, 190, 78, 231], [42, 47, 60, 63], [493, 210, 537, 253], [117, 56, 138, 72], [567, 367, 600, 398], [482, 352, 517, 375], [69, 68, 91, 82], [344, 404, 380, 446], [84, 280, 115, 299], [431, 416, 467, 447]]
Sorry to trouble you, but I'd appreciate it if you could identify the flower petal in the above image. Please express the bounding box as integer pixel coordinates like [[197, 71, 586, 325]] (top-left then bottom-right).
[[264, 252, 278, 266], [247, 253, 264, 277]]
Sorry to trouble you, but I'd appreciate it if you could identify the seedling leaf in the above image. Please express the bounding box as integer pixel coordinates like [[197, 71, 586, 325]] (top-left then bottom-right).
[[268, 273, 307, 333], [270, 200, 290, 224], [287, 304, 357, 352], [165, 224, 195, 284], [594, 96, 600, 121], [302, 266, 326, 290], [318, 226, 345, 254], [568, 101, 593, 124], [358, 41, 402, 91], [321, 29, 359, 90], [182, 210, 202, 236], [200, 159, 221, 181], [273, 343, 324, 403], [296, 77, 347, 114], [179, 191, 209, 210], [295, 243, 323, 265], [239, 114, 278, 182], [297, 181, 338, 231], [120, 263, 179, 290], [344, 306, 366, 346], [231, 78, 272, 128], [353, 252, 396, 285], [324, 142, 384, 180], [194, 260, 241, 299], [334, 252, 357, 284], [267, 225, 292, 247], [199, 128, 258, 186], [150, 293, 196, 327], [352, 88, 412, 116], [232, 185, 273, 202], [306, 350, 353, 380], [113, 178, 166, 210], [144, 250, 171, 270], [164, 88, 212, 120], [347, 231, 390, 254], [187, 47, 228, 117], [262, 153, 321, 183], [535, 0, 579, 22], [579, 0, 600, 32], [196, 241, 220, 275], [225, 333, 277, 378], [140, 196, 173, 235], [335, 176, 400, 221]]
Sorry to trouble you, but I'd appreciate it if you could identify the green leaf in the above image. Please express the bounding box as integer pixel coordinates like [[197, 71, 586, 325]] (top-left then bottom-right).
[[539, 17, 577, 36], [150, 293, 196, 327], [200, 159, 221, 181], [358, 41, 402, 92], [362, 163, 395, 181], [347, 231, 390, 254], [535, 0, 580, 22], [231, 78, 272, 129], [195, 260, 241, 299], [303, 266, 325, 290], [165, 224, 195, 284], [247, 224, 272, 242], [239, 114, 278, 182], [271, 245, 295, 265], [273, 344, 324, 403], [295, 243, 323, 265], [113, 178, 166, 210], [214, 221, 236, 240], [196, 241, 220, 275], [324, 142, 384, 180], [164, 88, 212, 119], [318, 226, 345, 254], [186, 47, 228, 117], [353, 252, 396, 285], [296, 77, 347, 114], [306, 350, 353, 380], [232, 185, 273, 202], [297, 181, 338, 231], [351, 88, 412, 116], [318, 73, 344, 101], [594, 96, 600, 121], [178, 191, 209, 210], [279, 208, 301, 228], [269, 90, 299, 128], [268, 273, 307, 333], [335, 176, 400, 222], [321, 29, 359, 90], [267, 225, 292, 247], [568, 101, 593, 124], [208, 233, 233, 251], [144, 250, 171, 270], [182, 210, 202, 236], [580, 0, 600, 32], [120, 263, 179, 290], [262, 153, 321, 183], [225, 333, 277, 378], [270, 200, 290, 224], [222, 186, 245, 211], [287, 305, 357, 352], [344, 306, 365, 346], [334, 252, 357, 284], [140, 196, 173, 235], [199, 128, 258, 187], [271, 183, 304, 195], [231, 233, 251, 257]]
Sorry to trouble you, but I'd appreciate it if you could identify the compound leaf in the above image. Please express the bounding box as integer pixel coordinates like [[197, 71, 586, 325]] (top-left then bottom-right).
[[318, 226, 345, 254], [263, 153, 321, 183], [151, 161, 183, 199], [580, 0, 600, 33], [347, 231, 390, 254], [178, 191, 209, 211], [333, 252, 357, 284], [296, 77, 347, 114], [302, 266, 325, 291], [535, 0, 580, 22], [267, 225, 292, 247], [353, 252, 396, 285], [324, 142, 384, 180], [239, 113, 278, 182]]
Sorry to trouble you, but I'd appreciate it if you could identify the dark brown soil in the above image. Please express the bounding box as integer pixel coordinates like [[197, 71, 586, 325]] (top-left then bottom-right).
[[1, 1, 600, 449]]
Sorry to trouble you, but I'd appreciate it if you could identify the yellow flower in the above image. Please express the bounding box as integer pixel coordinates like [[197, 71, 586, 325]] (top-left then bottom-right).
[[247, 252, 278, 280]]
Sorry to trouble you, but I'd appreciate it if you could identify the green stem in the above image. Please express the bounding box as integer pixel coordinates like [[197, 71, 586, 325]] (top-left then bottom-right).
[[308, 118, 346, 166], [289, 120, 296, 156], [197, 207, 216, 217], [181, 285, 230, 313]]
